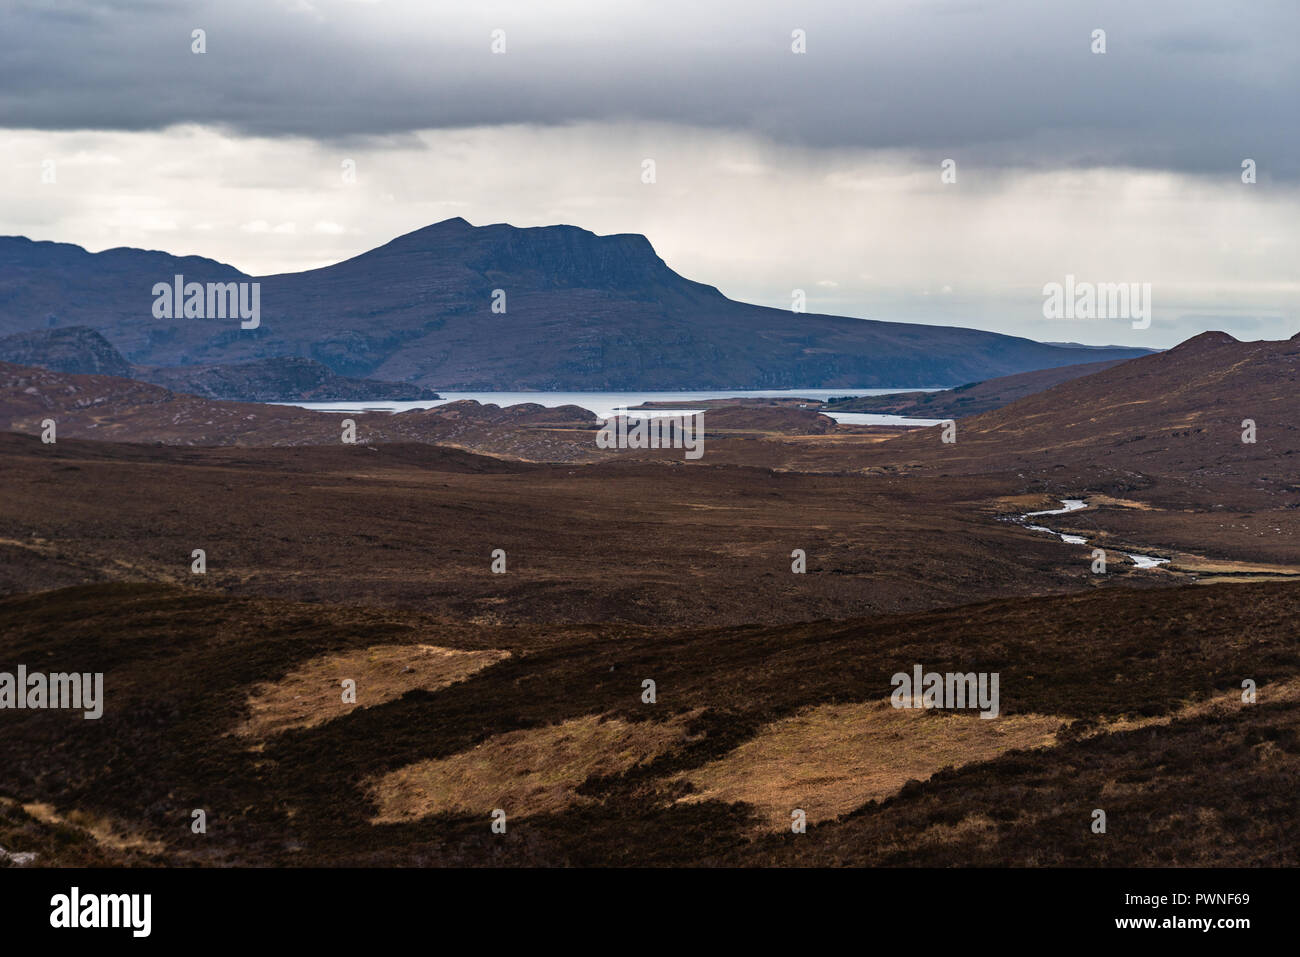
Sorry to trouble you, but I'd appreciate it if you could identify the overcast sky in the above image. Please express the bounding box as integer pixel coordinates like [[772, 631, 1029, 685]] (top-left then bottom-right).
[[3, 0, 1297, 347]]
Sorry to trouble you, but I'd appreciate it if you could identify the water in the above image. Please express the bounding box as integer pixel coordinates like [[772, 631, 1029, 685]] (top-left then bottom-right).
[[277, 388, 945, 426], [1025, 499, 1088, 518], [1018, 499, 1170, 567], [820, 412, 948, 427]]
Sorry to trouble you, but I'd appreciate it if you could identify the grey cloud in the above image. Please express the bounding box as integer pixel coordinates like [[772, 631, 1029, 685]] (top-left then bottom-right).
[[2, 0, 1296, 179]]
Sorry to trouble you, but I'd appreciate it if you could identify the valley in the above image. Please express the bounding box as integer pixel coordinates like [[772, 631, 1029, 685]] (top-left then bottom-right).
[[2, 328, 1299, 866]]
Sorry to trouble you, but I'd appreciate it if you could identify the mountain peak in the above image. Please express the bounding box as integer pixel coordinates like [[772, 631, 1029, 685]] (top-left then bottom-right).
[[1167, 331, 1239, 354], [392, 216, 474, 239]]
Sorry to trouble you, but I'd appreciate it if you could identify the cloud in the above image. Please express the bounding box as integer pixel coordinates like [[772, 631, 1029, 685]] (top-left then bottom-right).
[[1, 0, 1296, 178], [2, 2, 1293, 350], [5, 122, 1296, 349]]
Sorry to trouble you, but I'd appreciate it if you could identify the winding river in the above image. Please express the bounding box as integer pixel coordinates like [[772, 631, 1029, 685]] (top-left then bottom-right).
[[1017, 498, 1171, 569]]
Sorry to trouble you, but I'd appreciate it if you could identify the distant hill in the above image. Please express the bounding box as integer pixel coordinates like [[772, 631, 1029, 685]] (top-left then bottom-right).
[[138, 356, 440, 402], [0, 220, 1151, 390], [0, 361, 594, 459], [883, 331, 1300, 494], [0, 326, 438, 402], [0, 326, 133, 377], [822, 358, 1128, 418]]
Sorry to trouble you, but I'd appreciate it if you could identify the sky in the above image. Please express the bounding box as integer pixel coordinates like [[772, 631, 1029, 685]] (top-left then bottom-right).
[[2, 0, 1297, 348]]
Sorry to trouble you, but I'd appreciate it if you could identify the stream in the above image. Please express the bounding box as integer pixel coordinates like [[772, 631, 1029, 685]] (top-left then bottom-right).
[[1017, 498, 1171, 569]]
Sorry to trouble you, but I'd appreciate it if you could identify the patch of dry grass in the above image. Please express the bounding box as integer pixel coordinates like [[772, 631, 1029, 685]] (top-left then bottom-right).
[[18, 800, 166, 855], [235, 643, 509, 741], [674, 699, 1064, 831], [368, 712, 697, 823], [675, 678, 1300, 834], [1094, 674, 1300, 733], [1088, 495, 1157, 510], [1171, 554, 1300, 576]]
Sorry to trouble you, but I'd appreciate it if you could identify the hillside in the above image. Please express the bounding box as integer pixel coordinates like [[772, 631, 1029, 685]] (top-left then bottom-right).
[[0, 362, 595, 460], [821, 358, 1127, 418], [0, 326, 439, 402], [872, 332, 1300, 566], [0, 221, 1150, 390], [884, 332, 1300, 482], [0, 326, 133, 377], [138, 356, 440, 402], [3, 579, 1297, 866], [3, 331, 1299, 868]]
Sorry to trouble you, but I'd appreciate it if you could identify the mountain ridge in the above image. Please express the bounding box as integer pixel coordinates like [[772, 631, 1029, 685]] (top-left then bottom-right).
[[0, 218, 1153, 390]]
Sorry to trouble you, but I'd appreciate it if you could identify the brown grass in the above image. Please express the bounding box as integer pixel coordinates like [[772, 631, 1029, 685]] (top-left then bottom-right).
[[676, 678, 1300, 834], [1171, 555, 1300, 576], [368, 712, 697, 823], [1094, 674, 1300, 733], [17, 800, 166, 855], [1088, 495, 1157, 510], [235, 643, 509, 741], [674, 699, 1064, 831]]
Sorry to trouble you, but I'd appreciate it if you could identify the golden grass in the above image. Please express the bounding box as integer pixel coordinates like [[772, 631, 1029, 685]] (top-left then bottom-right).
[[1087, 495, 1157, 510], [16, 800, 166, 855], [673, 699, 1064, 831], [675, 677, 1300, 833], [1171, 554, 1300, 576], [235, 643, 509, 741], [992, 494, 1059, 510], [368, 711, 697, 823], [1094, 674, 1300, 734]]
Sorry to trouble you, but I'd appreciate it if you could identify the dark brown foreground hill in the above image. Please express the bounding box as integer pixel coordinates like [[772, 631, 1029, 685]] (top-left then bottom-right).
[[1, 580, 1297, 866]]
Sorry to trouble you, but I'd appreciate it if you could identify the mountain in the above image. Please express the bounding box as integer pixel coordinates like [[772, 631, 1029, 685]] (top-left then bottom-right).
[[0, 220, 1151, 390], [821, 357, 1128, 418], [0, 326, 439, 402]]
